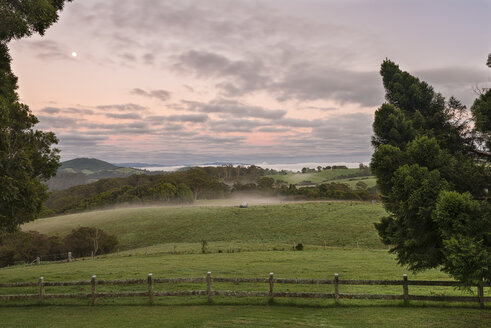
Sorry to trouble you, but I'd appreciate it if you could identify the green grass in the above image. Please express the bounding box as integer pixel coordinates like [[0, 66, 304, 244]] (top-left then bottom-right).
[[1, 248, 489, 327], [0, 305, 488, 328], [1, 247, 488, 299], [267, 168, 368, 185], [23, 201, 387, 250], [333, 176, 377, 189], [81, 169, 94, 175], [115, 167, 145, 174], [5, 201, 489, 326]]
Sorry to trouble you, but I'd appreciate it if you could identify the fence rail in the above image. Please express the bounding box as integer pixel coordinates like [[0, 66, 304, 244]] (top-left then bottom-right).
[[0, 272, 489, 307]]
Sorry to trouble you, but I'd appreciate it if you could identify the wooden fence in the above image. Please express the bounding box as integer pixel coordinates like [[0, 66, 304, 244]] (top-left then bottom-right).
[[0, 273, 489, 307]]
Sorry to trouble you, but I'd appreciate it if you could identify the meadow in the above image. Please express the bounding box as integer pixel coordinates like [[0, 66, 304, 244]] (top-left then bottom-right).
[[23, 201, 386, 250], [266, 168, 374, 186], [1, 200, 488, 327]]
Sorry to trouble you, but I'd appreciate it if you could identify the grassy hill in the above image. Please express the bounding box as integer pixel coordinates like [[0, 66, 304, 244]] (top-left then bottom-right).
[[46, 158, 150, 191], [2, 200, 488, 326], [267, 168, 375, 186], [25, 201, 386, 250], [59, 158, 118, 173]]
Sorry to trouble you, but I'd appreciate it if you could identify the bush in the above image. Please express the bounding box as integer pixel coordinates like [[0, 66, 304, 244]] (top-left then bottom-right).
[[295, 243, 304, 251], [0, 231, 66, 267], [63, 227, 118, 257]]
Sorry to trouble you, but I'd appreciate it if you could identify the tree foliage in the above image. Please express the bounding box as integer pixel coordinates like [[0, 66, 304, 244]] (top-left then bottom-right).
[[0, 1, 72, 232], [63, 227, 118, 257], [371, 60, 490, 285], [0, 230, 65, 267]]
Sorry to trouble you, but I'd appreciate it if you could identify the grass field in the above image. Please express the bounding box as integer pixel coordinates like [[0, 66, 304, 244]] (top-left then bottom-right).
[[1, 305, 489, 328], [23, 201, 387, 250], [1, 248, 489, 327], [266, 168, 372, 185], [331, 176, 377, 188], [3, 200, 489, 327]]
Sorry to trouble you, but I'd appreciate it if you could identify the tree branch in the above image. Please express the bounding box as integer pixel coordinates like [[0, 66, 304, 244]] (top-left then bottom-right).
[[471, 149, 491, 159]]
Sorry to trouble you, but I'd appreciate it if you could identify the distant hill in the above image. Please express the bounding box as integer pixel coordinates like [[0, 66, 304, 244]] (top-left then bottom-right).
[[59, 158, 118, 173], [46, 158, 155, 191]]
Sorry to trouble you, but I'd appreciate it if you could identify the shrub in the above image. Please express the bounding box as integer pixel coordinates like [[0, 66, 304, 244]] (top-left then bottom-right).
[[63, 227, 118, 257], [0, 231, 66, 267]]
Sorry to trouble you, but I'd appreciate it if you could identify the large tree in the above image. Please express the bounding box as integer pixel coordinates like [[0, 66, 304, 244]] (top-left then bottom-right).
[[371, 59, 490, 286], [0, 1, 72, 232]]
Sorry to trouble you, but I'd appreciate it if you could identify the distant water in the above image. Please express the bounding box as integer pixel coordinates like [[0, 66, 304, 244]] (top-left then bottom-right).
[[136, 162, 367, 172]]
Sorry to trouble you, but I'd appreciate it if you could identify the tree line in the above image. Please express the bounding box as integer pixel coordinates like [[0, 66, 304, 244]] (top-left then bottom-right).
[[43, 167, 377, 216], [0, 227, 117, 268]]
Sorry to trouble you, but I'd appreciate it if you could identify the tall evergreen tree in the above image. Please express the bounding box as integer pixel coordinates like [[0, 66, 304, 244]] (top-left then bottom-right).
[[0, 1, 72, 231], [371, 59, 490, 286]]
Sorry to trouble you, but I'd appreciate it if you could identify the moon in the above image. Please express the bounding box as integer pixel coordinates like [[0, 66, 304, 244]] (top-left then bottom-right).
[[71, 52, 77, 57]]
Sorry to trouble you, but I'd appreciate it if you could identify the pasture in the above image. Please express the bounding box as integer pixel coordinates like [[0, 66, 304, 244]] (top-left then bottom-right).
[[23, 201, 386, 250], [2, 200, 488, 327], [266, 168, 373, 185]]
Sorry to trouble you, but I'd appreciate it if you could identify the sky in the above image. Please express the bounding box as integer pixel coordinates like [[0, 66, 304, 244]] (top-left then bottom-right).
[[8, 0, 491, 165]]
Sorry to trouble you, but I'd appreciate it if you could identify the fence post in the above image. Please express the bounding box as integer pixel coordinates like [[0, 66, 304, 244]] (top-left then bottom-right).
[[206, 272, 212, 303], [36, 257, 40, 266], [403, 274, 409, 304], [68, 252, 72, 263], [39, 277, 45, 303], [148, 273, 154, 304], [269, 272, 274, 301], [478, 284, 484, 308], [91, 275, 97, 305], [334, 273, 339, 304], [91, 251, 94, 260]]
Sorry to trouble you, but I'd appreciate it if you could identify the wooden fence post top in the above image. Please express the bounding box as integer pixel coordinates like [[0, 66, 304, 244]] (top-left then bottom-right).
[[39, 277, 44, 281], [403, 274, 408, 278], [270, 272, 274, 277], [92, 275, 96, 279]]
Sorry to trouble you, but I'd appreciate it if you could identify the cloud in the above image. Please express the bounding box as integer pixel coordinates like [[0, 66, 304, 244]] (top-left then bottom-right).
[[273, 65, 383, 107], [162, 124, 184, 131], [256, 127, 290, 133], [167, 114, 208, 123], [24, 40, 71, 61], [96, 103, 147, 111], [307, 106, 338, 112], [79, 121, 150, 135], [276, 117, 323, 128], [131, 88, 171, 101], [63, 107, 95, 115], [173, 49, 384, 106], [414, 67, 490, 106], [58, 134, 108, 147], [207, 119, 265, 133], [146, 114, 209, 123], [311, 112, 374, 154], [183, 99, 286, 120], [36, 115, 82, 129], [39, 106, 94, 115], [142, 53, 155, 65], [174, 50, 269, 96], [105, 113, 142, 120], [120, 52, 136, 62], [40, 107, 61, 114]]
